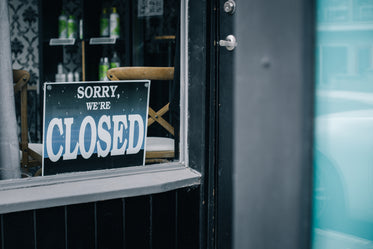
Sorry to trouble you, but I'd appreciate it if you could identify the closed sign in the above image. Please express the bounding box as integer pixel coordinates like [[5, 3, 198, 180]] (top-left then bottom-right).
[[42, 81, 150, 175]]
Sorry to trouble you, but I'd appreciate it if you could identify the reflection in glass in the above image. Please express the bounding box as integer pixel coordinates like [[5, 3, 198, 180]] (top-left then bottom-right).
[[313, 0, 373, 248]]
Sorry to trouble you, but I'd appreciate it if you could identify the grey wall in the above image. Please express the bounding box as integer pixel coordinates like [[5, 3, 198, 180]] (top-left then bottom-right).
[[232, 0, 314, 248]]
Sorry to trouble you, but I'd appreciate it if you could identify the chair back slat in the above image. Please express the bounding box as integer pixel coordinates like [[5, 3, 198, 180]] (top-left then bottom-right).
[[107, 67, 174, 81]]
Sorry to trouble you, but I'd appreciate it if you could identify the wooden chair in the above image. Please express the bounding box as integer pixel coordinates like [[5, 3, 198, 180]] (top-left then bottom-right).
[[107, 67, 175, 163], [13, 70, 42, 175]]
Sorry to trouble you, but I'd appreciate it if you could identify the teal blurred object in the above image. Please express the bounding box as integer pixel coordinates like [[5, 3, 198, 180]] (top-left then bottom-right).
[[312, 0, 373, 248]]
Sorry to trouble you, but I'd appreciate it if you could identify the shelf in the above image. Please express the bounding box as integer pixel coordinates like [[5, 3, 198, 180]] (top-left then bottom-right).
[[48, 37, 118, 46], [49, 38, 76, 46], [89, 37, 117, 45]]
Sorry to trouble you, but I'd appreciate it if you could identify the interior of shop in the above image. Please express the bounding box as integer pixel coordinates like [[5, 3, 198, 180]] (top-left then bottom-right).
[[10, 0, 180, 176]]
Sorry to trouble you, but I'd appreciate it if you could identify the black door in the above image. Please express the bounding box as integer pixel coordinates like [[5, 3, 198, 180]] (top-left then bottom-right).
[[216, 0, 235, 249]]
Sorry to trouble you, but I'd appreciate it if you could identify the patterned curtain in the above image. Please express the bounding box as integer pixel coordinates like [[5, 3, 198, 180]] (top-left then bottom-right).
[[9, 0, 40, 142], [0, 0, 21, 179]]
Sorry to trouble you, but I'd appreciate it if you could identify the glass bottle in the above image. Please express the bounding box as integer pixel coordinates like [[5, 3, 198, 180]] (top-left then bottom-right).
[[67, 15, 77, 39], [58, 10, 67, 38], [100, 8, 109, 37], [110, 7, 120, 38], [110, 52, 120, 68]]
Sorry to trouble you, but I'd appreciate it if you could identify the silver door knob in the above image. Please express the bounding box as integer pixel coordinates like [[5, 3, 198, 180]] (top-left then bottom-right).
[[224, 0, 236, 14], [219, 35, 237, 51]]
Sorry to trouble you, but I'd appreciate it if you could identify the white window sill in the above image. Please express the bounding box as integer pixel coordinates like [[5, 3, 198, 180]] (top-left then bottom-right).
[[0, 163, 201, 214]]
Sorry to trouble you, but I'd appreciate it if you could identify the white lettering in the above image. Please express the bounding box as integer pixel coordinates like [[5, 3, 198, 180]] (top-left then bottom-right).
[[93, 86, 102, 98], [46, 118, 64, 162], [127, 114, 144, 154], [97, 115, 111, 157], [99, 101, 111, 110], [79, 116, 96, 159], [77, 86, 85, 99], [111, 115, 128, 156], [77, 85, 118, 99], [63, 118, 79, 160], [85, 86, 93, 99], [102, 86, 110, 97], [86, 101, 111, 110], [109, 85, 118, 97], [86, 102, 99, 110], [45, 114, 145, 161], [86, 102, 94, 110]]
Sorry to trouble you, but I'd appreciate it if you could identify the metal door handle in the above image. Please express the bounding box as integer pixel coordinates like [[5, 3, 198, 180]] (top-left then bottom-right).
[[219, 35, 237, 51]]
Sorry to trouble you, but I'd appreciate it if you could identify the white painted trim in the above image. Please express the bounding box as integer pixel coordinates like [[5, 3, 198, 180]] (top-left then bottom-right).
[[179, 0, 189, 166], [0, 164, 201, 214]]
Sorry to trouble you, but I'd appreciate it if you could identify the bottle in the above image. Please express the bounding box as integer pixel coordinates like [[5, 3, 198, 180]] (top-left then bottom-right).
[[100, 8, 109, 37], [58, 10, 67, 38], [55, 63, 66, 82], [74, 72, 80, 81], [67, 71, 74, 82], [98, 57, 103, 81], [110, 52, 120, 68], [67, 15, 77, 39], [99, 57, 110, 81], [110, 7, 120, 39], [79, 19, 83, 40], [102, 57, 110, 81]]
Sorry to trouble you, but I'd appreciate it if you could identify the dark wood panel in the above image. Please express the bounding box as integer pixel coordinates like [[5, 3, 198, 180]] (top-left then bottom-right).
[[36, 206, 66, 249], [152, 191, 176, 249], [66, 202, 95, 249], [177, 187, 200, 249], [2, 210, 35, 249], [96, 199, 124, 249], [125, 196, 150, 249]]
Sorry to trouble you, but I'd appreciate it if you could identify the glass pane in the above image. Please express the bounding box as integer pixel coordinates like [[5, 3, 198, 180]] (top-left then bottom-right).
[[312, 0, 373, 248], [8, 0, 181, 179], [131, 0, 179, 141]]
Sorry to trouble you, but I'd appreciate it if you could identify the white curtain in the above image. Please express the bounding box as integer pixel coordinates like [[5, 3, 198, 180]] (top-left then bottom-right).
[[0, 0, 21, 179]]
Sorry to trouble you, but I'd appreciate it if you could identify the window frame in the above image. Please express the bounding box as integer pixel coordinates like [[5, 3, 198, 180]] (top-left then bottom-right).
[[0, 0, 201, 214]]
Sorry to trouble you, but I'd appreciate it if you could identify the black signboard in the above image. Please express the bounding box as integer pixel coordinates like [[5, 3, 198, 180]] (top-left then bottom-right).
[[42, 81, 150, 175]]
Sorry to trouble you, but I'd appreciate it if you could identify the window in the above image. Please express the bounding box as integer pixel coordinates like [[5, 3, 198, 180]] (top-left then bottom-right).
[[0, 0, 201, 214]]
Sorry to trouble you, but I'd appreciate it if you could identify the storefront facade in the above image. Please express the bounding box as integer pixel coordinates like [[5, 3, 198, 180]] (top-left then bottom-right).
[[1, 0, 372, 248]]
